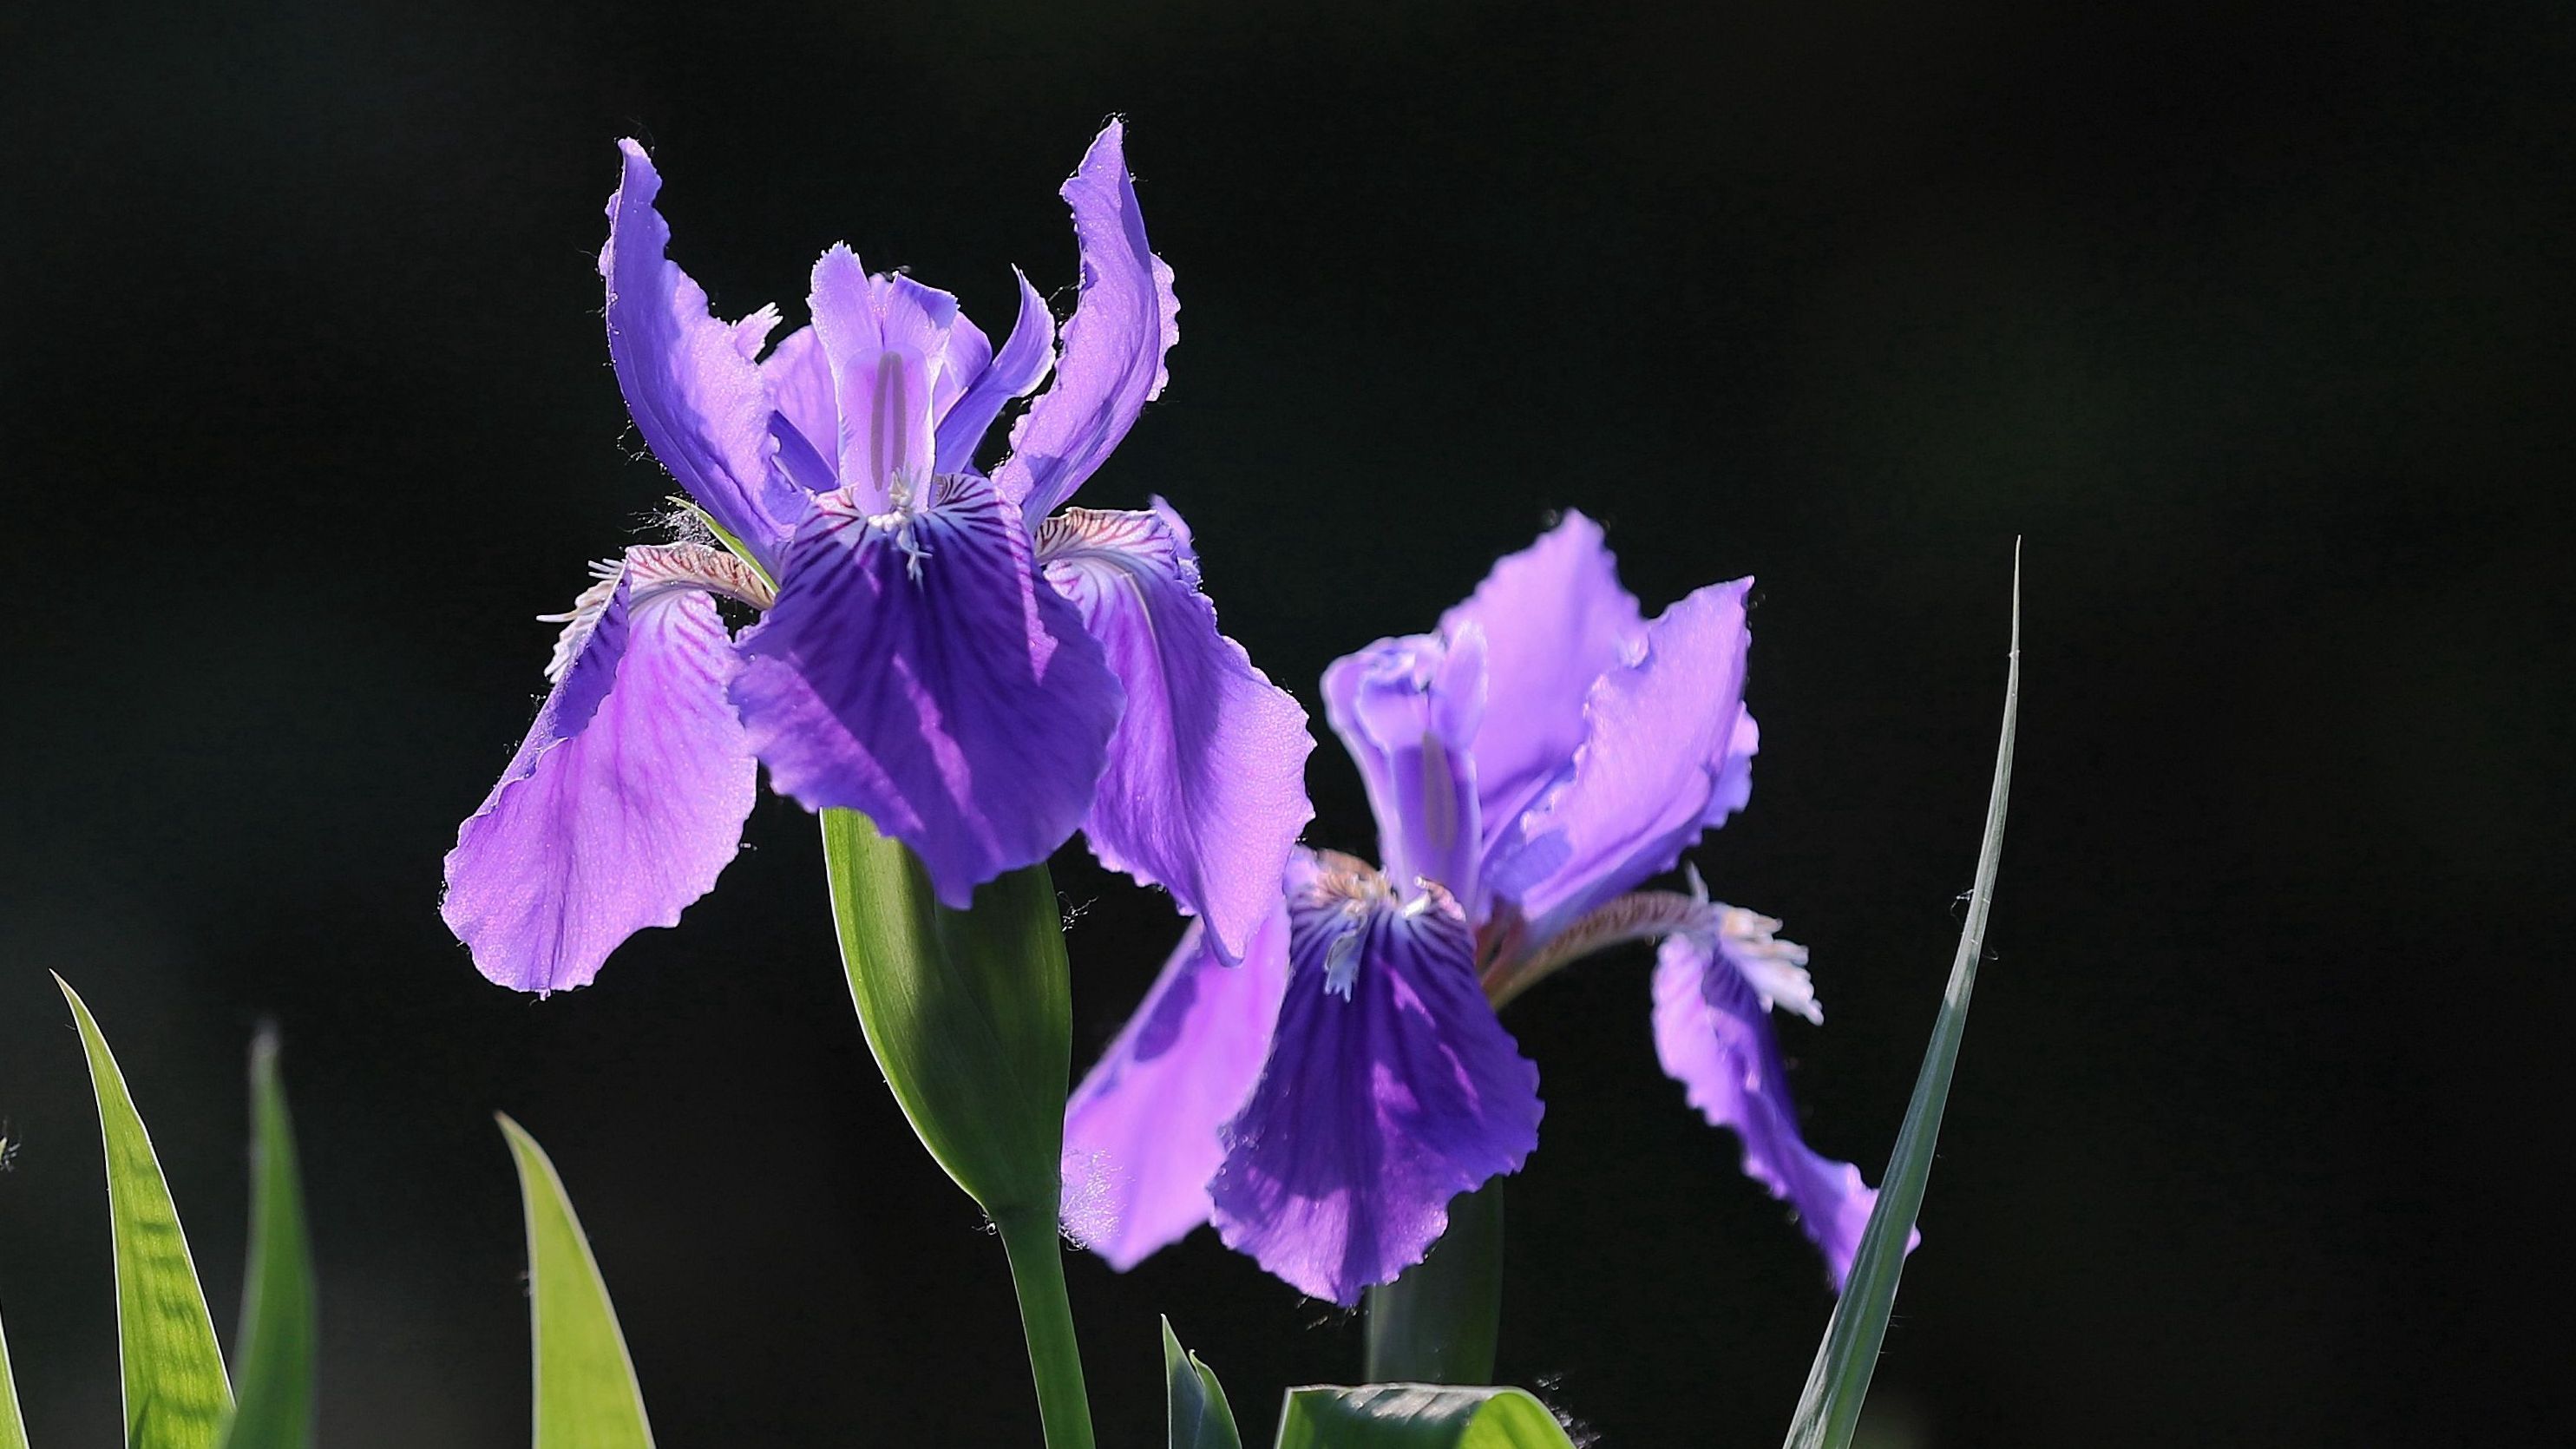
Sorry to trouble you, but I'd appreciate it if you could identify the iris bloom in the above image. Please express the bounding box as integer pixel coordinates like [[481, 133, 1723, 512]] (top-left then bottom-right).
[[1064, 514, 1890, 1304], [443, 123, 1312, 992]]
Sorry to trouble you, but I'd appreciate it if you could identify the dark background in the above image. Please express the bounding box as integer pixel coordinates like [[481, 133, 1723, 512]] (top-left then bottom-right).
[[2, 0, 2567, 1444]]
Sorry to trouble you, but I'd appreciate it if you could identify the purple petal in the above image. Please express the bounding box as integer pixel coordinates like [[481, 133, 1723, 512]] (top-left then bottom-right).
[[442, 553, 756, 993], [602, 141, 803, 566], [1487, 580, 1758, 941], [1652, 921, 1898, 1287], [1040, 501, 1314, 961], [1436, 511, 1646, 829], [807, 246, 943, 506], [995, 121, 1180, 518], [1063, 908, 1292, 1269], [1209, 854, 1542, 1305], [759, 327, 841, 495], [936, 269, 1056, 475], [1319, 630, 1488, 909], [729, 474, 1121, 906]]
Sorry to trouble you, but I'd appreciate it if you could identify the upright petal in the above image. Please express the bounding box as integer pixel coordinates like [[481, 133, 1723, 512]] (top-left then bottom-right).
[[1652, 919, 1897, 1287], [1210, 855, 1542, 1305], [1486, 580, 1758, 941], [996, 121, 1181, 518], [1039, 501, 1314, 961], [602, 141, 802, 565], [1063, 909, 1292, 1269], [1436, 512, 1646, 829], [936, 269, 1056, 475], [807, 247, 942, 506], [442, 548, 759, 993], [729, 475, 1122, 906], [1320, 631, 1487, 908], [759, 326, 841, 494]]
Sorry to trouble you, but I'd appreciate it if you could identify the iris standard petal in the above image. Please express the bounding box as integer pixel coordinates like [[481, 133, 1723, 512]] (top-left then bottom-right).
[[1319, 630, 1488, 908], [1062, 909, 1292, 1269], [729, 474, 1122, 906], [1487, 579, 1758, 941], [759, 326, 841, 495], [936, 268, 1056, 475], [1209, 855, 1543, 1305], [807, 246, 942, 506], [442, 550, 759, 994], [1436, 511, 1646, 829], [1651, 926, 1894, 1287], [996, 121, 1180, 518], [602, 141, 803, 566], [1039, 501, 1314, 961]]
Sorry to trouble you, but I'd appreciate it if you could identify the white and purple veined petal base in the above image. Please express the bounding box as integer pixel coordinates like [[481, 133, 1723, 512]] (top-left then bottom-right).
[[1040, 501, 1314, 961], [1209, 853, 1544, 1306], [1062, 908, 1292, 1269], [1488, 578, 1759, 942], [729, 475, 1122, 907], [442, 546, 762, 994], [602, 141, 806, 568], [997, 121, 1182, 519], [1651, 919, 1898, 1288]]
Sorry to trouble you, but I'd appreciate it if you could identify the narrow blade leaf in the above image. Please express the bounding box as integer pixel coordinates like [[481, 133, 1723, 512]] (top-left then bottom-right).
[[1364, 1180, 1504, 1386], [1275, 1386, 1577, 1449], [56, 975, 232, 1449], [1782, 549, 2020, 1449], [496, 1116, 654, 1449], [1161, 1318, 1241, 1449], [215, 1033, 317, 1449], [3, 1298, 29, 1449]]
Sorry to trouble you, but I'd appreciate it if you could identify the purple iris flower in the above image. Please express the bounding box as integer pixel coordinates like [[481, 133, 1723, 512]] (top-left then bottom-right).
[[1062, 514, 1892, 1305], [442, 123, 1313, 993]]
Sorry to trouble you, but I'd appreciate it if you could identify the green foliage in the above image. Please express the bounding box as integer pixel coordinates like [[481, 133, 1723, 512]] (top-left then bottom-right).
[[496, 1117, 655, 1449], [1274, 1386, 1578, 1449], [1162, 1319, 1241, 1449], [1363, 1181, 1504, 1386], [57, 975, 232, 1449], [214, 1034, 316, 1449], [817, 809, 1074, 1220], [1782, 554, 2020, 1449], [2, 1297, 29, 1449]]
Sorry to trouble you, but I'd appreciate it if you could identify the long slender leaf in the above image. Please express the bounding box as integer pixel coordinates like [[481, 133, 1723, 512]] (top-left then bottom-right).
[[56, 975, 232, 1449], [495, 1115, 654, 1449], [1162, 1318, 1241, 1449], [3, 1297, 29, 1449], [1782, 550, 2020, 1449], [214, 1033, 316, 1449], [1275, 1385, 1577, 1449], [1364, 1180, 1504, 1386]]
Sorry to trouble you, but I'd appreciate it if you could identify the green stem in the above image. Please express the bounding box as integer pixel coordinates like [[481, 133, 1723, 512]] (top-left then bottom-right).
[[996, 1210, 1098, 1449], [1363, 1179, 1504, 1384]]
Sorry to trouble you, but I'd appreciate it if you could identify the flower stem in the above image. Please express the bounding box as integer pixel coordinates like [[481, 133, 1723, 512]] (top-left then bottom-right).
[[995, 1210, 1097, 1449], [1363, 1178, 1504, 1384]]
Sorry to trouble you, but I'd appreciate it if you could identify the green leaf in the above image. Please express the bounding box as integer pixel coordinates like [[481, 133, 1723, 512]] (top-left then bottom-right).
[[56, 975, 232, 1449], [1363, 1180, 1504, 1387], [1274, 1386, 1577, 1449], [3, 1297, 29, 1449], [1161, 1318, 1241, 1449], [1781, 550, 2020, 1449], [214, 1033, 317, 1449], [496, 1116, 655, 1449]]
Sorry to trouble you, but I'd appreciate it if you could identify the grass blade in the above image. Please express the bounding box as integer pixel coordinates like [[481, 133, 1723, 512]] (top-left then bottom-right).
[[214, 1033, 316, 1449], [3, 1297, 29, 1449], [1781, 548, 2020, 1449], [56, 975, 232, 1449], [1275, 1385, 1577, 1449], [1162, 1318, 1242, 1449], [496, 1116, 654, 1449]]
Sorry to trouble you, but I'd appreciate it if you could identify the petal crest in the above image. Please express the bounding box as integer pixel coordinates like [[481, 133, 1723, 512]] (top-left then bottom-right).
[[1320, 630, 1487, 909], [1209, 854, 1542, 1305], [602, 141, 803, 566], [729, 475, 1122, 906], [1040, 501, 1314, 961], [996, 121, 1180, 517], [1062, 908, 1292, 1269], [442, 549, 757, 993]]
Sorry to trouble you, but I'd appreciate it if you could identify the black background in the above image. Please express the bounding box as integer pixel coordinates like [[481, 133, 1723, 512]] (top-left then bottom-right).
[[2, 1, 2567, 1445]]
